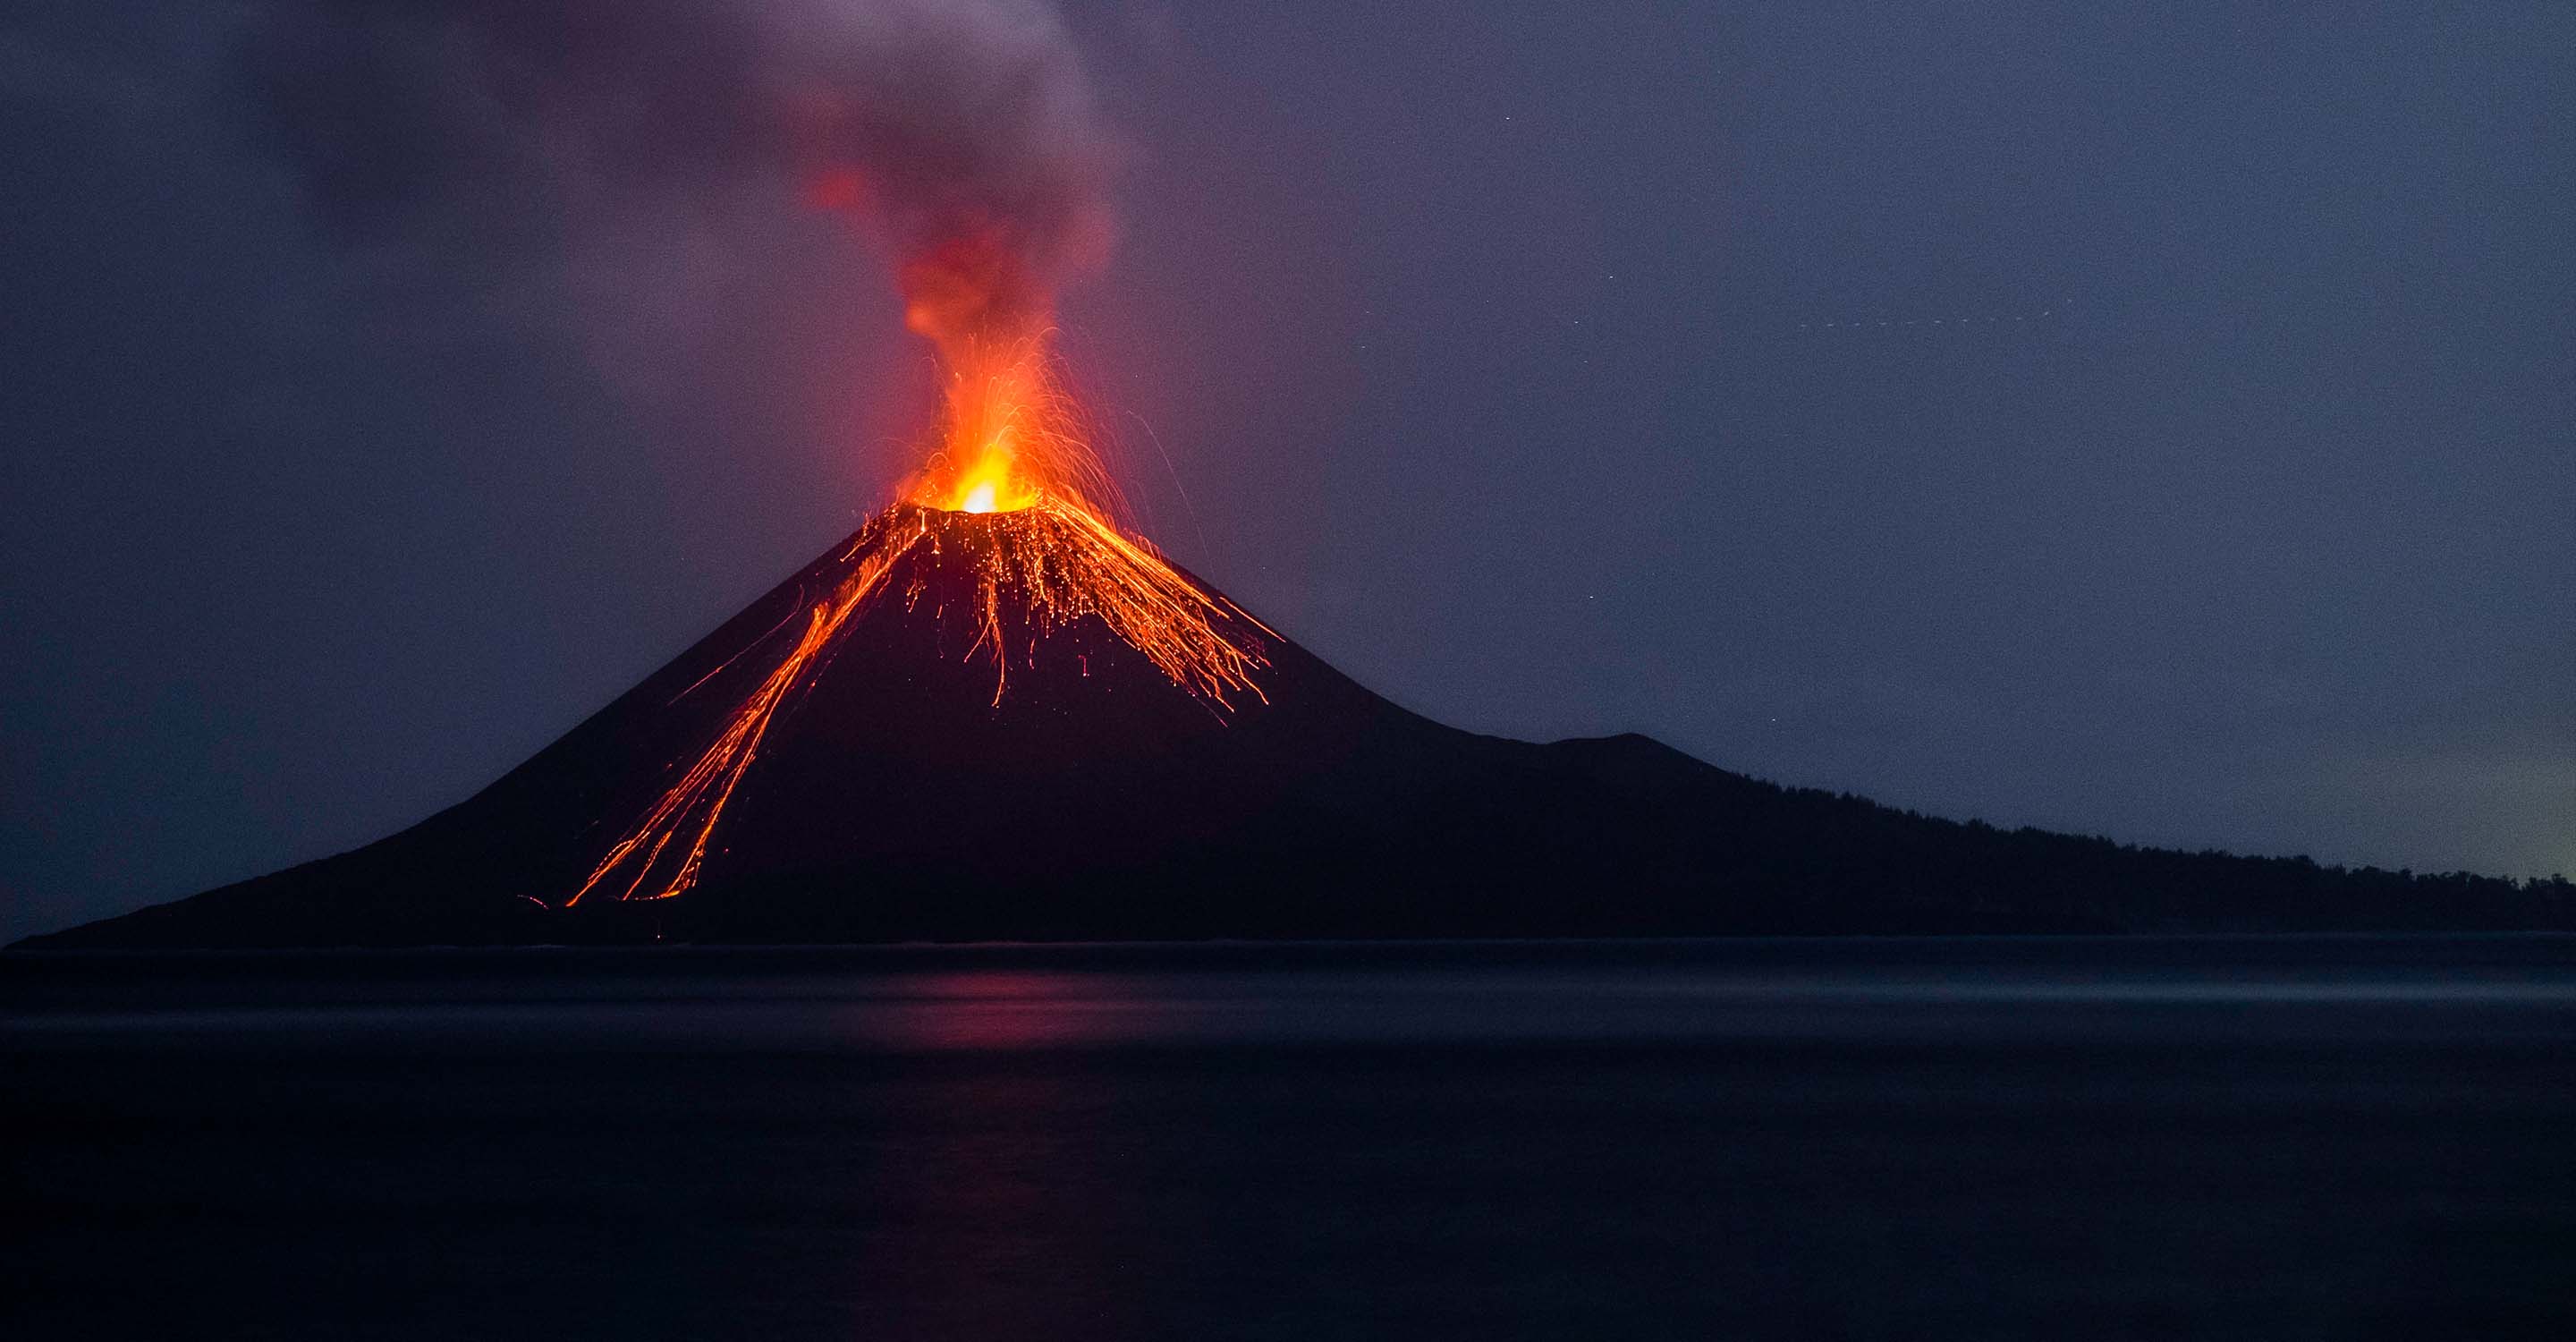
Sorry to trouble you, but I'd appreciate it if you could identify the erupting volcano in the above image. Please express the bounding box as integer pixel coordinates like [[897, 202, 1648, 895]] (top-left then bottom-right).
[[573, 333, 1273, 907], [564, 116, 1304, 908], [29, 0, 2559, 953], [38, 294, 2565, 946], [45, 247, 1808, 948]]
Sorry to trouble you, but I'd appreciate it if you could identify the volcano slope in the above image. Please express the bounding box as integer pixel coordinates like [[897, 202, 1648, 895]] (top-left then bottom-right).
[[22, 506, 2570, 947]]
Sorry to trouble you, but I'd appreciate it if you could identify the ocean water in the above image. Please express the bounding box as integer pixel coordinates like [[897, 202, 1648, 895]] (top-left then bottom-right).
[[6, 937, 2572, 1339]]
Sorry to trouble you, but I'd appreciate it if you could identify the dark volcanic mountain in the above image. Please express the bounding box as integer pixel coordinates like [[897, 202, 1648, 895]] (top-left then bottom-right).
[[21, 506, 2570, 947]]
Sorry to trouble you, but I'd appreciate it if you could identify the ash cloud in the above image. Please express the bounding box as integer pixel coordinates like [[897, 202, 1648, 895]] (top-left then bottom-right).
[[239, 0, 1116, 342]]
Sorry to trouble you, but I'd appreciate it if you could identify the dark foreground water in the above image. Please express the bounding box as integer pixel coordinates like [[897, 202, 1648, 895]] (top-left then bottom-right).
[[5, 937, 2572, 1339]]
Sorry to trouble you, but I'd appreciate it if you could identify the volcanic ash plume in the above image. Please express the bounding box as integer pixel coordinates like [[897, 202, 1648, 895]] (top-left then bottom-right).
[[244, 0, 1114, 374]]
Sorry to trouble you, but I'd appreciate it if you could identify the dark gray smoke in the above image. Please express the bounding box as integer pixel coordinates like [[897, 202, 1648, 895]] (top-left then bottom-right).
[[241, 0, 1116, 343]]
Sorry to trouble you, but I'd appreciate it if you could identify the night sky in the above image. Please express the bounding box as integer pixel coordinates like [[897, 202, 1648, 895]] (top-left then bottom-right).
[[4, 1, 2571, 942]]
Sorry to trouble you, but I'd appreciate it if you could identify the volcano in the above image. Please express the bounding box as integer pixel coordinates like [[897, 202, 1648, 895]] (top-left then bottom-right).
[[28, 18, 2565, 952], [22, 192, 2569, 952], [30, 495, 2569, 949], [24, 500, 1799, 947]]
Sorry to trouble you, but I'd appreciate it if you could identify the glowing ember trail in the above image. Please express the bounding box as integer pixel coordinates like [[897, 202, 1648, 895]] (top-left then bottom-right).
[[568, 329, 1271, 907], [571, 536, 909, 905]]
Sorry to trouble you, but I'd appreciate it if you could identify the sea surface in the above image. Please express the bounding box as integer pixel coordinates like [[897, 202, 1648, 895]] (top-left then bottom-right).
[[6, 937, 2572, 1339]]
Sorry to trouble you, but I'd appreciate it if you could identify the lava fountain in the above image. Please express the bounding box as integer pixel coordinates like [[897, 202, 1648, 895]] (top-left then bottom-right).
[[570, 229, 1271, 907]]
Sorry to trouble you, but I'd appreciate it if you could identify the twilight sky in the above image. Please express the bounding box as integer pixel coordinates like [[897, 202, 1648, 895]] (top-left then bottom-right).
[[4, 1, 2571, 941]]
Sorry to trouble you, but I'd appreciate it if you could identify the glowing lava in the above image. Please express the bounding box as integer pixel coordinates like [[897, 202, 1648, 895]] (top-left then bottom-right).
[[568, 331, 1270, 907], [902, 329, 1090, 517]]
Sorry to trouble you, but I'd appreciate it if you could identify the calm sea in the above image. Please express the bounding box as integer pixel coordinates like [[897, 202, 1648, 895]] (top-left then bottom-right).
[[6, 937, 2572, 1338]]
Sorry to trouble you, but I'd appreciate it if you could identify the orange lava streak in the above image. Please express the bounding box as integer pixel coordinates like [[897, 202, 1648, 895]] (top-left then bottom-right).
[[913, 498, 1274, 709], [564, 497, 1272, 907], [568, 534, 910, 905]]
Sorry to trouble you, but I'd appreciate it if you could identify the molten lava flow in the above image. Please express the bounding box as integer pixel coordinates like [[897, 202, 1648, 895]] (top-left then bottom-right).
[[911, 496, 1275, 709], [568, 324, 1271, 906], [570, 531, 910, 905]]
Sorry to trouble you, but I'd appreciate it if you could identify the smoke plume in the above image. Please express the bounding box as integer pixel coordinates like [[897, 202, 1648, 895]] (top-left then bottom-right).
[[241, 0, 1116, 352]]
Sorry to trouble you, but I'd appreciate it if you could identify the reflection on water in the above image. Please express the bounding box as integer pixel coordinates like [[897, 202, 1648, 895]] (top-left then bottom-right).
[[865, 971, 1140, 1050], [6, 937, 2573, 1339], [852, 971, 1161, 1337]]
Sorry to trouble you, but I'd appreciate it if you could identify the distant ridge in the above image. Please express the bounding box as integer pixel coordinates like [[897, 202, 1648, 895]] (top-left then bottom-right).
[[19, 506, 2571, 947]]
